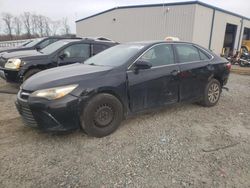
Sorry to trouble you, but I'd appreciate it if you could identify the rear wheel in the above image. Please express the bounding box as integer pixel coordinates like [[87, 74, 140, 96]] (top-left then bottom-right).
[[23, 69, 41, 82], [200, 79, 221, 107], [80, 93, 123, 137]]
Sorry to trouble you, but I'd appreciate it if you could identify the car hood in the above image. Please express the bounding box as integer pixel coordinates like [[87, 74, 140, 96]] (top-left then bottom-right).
[[0, 46, 28, 53], [22, 63, 113, 91], [0, 46, 22, 53], [2, 50, 47, 60]]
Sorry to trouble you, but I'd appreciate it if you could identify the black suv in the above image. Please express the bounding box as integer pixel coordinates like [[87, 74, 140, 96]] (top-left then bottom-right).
[[16, 41, 231, 137], [0, 37, 79, 54], [0, 38, 117, 82]]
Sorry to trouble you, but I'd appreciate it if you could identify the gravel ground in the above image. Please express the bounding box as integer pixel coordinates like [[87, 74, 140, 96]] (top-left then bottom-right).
[[0, 74, 250, 188]]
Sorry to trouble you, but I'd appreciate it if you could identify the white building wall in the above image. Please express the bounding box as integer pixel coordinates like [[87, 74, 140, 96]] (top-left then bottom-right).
[[210, 11, 242, 54], [76, 3, 250, 55], [192, 4, 213, 49], [76, 5, 196, 42], [239, 19, 250, 43]]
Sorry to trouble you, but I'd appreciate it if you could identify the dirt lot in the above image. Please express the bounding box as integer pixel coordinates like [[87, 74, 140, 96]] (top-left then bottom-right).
[[0, 74, 250, 188]]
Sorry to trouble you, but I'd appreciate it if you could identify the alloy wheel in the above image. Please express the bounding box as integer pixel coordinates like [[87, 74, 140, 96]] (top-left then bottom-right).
[[208, 83, 220, 103]]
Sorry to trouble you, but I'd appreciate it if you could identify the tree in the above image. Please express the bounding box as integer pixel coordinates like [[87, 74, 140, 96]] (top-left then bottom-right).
[[13, 17, 22, 36], [51, 20, 61, 36], [2, 13, 13, 40], [44, 17, 51, 36], [31, 14, 39, 36], [37, 15, 45, 36], [22, 12, 32, 38], [61, 17, 70, 35]]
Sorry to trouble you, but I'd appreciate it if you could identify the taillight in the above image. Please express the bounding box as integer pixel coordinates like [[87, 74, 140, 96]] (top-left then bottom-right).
[[226, 62, 231, 70]]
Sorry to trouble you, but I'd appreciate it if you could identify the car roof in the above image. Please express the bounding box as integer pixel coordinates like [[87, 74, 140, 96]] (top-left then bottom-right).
[[126, 40, 195, 46], [53, 38, 117, 45]]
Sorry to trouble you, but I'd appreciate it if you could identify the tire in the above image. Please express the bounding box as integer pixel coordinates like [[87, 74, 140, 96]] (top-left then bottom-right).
[[200, 79, 221, 107], [239, 61, 246, 67], [23, 69, 41, 82], [80, 93, 123, 137]]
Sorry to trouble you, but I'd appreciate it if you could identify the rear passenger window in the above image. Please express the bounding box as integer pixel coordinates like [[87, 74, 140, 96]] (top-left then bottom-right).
[[139, 44, 174, 67], [93, 44, 109, 55], [61, 44, 90, 58], [175, 44, 201, 63], [199, 50, 210, 60]]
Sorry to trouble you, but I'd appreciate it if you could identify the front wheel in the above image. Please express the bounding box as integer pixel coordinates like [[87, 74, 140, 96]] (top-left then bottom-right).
[[80, 93, 123, 137], [200, 79, 221, 107]]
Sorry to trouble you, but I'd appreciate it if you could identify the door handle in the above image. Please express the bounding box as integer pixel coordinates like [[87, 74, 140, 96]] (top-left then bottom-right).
[[171, 70, 180, 76]]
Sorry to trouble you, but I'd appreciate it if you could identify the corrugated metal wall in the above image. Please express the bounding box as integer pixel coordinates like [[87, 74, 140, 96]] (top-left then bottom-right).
[[76, 3, 250, 55], [193, 5, 250, 54], [192, 4, 213, 49], [210, 11, 242, 54], [76, 4, 196, 42], [240, 19, 250, 42]]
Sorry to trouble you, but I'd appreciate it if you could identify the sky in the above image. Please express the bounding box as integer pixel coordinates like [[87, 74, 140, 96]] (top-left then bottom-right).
[[0, 0, 250, 34]]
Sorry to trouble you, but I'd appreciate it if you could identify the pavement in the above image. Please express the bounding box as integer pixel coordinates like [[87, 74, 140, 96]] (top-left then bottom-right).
[[231, 65, 250, 75]]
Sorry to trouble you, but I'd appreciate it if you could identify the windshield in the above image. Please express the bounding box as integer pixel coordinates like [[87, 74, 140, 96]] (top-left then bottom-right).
[[25, 38, 44, 47], [40, 41, 70, 54], [20, 40, 32, 47], [85, 44, 145, 67]]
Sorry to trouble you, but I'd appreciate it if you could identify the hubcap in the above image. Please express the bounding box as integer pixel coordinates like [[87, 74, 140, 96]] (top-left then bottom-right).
[[94, 104, 114, 127], [208, 83, 220, 103]]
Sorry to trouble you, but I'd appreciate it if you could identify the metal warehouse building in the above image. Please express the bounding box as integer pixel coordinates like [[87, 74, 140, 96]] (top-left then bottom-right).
[[76, 1, 250, 55]]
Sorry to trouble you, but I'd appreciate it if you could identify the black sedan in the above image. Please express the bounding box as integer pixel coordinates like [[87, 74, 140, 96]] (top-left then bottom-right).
[[0, 38, 117, 82], [16, 41, 231, 137]]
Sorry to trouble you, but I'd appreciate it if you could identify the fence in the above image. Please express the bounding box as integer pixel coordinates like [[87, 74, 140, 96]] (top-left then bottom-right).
[[0, 39, 30, 49]]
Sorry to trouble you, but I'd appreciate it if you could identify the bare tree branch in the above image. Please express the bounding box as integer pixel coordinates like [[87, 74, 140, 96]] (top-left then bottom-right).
[[44, 16, 51, 36], [22, 12, 32, 38], [51, 20, 60, 36], [13, 17, 22, 36], [2, 13, 13, 40], [31, 14, 39, 36], [61, 17, 70, 35]]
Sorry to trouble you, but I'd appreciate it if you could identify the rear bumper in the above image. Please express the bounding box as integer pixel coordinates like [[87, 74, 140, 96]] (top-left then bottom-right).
[[16, 91, 82, 132]]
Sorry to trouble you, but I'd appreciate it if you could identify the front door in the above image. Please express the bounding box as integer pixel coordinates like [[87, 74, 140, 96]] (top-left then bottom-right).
[[58, 43, 90, 66], [127, 44, 180, 112]]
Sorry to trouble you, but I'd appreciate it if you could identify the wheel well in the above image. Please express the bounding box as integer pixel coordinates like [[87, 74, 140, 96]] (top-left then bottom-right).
[[96, 90, 127, 114], [213, 76, 223, 86]]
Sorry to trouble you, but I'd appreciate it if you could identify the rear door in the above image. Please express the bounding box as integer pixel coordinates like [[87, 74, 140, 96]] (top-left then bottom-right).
[[127, 44, 180, 112], [58, 43, 91, 66], [174, 43, 212, 101]]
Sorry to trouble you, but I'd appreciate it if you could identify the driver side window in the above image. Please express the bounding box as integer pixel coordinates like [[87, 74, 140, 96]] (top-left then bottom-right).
[[60, 44, 90, 59], [139, 44, 174, 67]]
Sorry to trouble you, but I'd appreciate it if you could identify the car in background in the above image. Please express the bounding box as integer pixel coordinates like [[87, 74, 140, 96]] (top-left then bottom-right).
[[0, 36, 80, 54], [0, 38, 118, 82], [16, 41, 231, 137]]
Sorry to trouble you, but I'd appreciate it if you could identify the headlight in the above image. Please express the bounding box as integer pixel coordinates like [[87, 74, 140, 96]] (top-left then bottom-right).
[[30, 84, 78, 100], [4, 58, 22, 70]]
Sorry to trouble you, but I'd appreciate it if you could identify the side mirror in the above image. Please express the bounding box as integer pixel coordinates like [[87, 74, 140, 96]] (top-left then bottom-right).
[[134, 60, 152, 70], [59, 53, 68, 59], [59, 51, 70, 60]]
